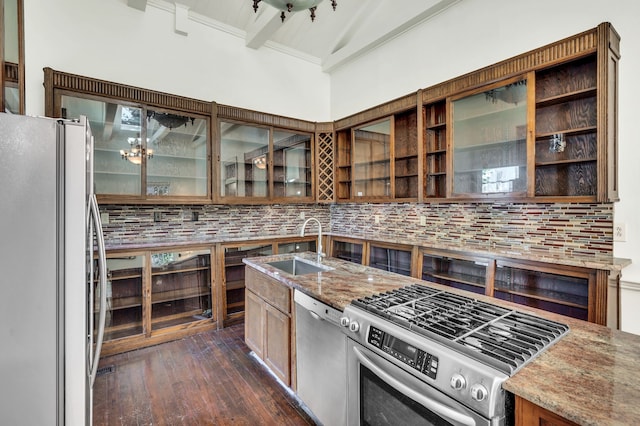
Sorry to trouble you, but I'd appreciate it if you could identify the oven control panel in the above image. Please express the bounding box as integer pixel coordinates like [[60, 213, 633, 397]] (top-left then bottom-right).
[[367, 326, 438, 379]]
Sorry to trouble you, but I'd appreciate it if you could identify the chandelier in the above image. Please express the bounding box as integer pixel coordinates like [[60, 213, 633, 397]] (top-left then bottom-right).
[[121, 137, 153, 165], [252, 0, 337, 22]]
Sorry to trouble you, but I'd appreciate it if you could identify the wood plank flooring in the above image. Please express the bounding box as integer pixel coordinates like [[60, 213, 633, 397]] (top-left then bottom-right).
[[93, 324, 316, 425]]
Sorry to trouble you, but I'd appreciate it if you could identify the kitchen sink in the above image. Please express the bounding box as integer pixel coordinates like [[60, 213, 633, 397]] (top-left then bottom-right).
[[266, 257, 333, 275]]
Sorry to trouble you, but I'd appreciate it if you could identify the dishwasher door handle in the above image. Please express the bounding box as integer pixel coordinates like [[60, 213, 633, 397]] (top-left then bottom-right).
[[309, 310, 322, 321]]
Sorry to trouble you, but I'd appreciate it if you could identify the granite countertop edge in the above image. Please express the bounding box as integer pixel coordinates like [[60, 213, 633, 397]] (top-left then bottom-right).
[[244, 252, 640, 426], [103, 233, 631, 272]]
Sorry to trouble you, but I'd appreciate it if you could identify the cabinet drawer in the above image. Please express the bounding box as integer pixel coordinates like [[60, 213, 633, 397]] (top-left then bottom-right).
[[246, 267, 291, 314]]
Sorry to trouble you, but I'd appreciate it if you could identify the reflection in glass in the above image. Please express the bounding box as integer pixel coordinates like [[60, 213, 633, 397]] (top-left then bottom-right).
[[61, 96, 142, 195], [151, 249, 212, 330], [353, 119, 391, 197], [220, 121, 270, 197], [96, 255, 145, 341], [3, 0, 21, 113], [274, 130, 312, 198], [146, 110, 208, 196], [452, 80, 527, 195]]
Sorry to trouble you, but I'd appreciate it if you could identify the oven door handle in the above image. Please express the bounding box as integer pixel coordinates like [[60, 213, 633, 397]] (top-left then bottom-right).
[[353, 346, 477, 426]]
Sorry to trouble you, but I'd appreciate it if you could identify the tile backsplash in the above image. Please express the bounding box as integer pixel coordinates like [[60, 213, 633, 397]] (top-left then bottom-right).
[[330, 202, 613, 257], [101, 202, 613, 258]]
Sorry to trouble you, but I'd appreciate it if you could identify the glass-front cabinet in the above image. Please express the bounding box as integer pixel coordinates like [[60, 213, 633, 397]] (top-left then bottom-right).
[[60, 95, 210, 201], [150, 249, 212, 330], [353, 118, 392, 198], [421, 251, 490, 295], [219, 120, 313, 202], [2, 0, 24, 114], [450, 77, 529, 198], [95, 254, 145, 342]]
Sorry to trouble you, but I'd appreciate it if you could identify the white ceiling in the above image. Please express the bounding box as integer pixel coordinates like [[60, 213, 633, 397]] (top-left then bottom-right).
[[129, 0, 463, 73]]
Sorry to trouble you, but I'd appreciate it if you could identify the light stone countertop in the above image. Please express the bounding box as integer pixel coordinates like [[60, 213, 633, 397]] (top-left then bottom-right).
[[244, 252, 640, 426]]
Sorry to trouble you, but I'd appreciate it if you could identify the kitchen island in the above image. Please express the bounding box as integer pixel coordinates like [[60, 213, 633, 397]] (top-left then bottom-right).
[[244, 252, 640, 426]]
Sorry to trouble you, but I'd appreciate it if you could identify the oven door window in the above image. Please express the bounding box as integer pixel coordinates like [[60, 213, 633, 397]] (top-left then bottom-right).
[[361, 364, 454, 426]]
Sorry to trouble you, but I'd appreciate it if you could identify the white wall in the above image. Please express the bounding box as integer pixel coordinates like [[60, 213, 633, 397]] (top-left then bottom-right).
[[330, 0, 640, 333], [23, 0, 330, 121]]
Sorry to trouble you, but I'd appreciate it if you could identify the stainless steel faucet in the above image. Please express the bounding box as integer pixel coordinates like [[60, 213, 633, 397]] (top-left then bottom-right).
[[300, 217, 324, 263]]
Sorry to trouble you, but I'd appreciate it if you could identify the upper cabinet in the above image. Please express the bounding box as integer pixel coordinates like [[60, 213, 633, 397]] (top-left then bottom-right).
[[449, 76, 530, 198], [45, 68, 213, 204], [336, 98, 419, 202], [216, 105, 316, 204], [420, 22, 620, 203], [2, 0, 25, 114]]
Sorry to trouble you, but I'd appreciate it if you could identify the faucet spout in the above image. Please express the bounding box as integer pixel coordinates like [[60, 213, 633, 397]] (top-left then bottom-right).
[[300, 217, 324, 263]]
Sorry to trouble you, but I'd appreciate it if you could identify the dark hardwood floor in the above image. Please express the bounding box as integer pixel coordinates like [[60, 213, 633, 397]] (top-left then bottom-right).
[[93, 324, 316, 425]]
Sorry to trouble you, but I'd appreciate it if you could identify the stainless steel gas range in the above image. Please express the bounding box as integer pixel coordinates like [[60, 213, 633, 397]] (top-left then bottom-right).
[[340, 284, 569, 426]]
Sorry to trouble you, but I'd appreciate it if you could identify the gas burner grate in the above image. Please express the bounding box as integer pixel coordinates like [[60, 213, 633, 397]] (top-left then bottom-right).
[[352, 284, 569, 375]]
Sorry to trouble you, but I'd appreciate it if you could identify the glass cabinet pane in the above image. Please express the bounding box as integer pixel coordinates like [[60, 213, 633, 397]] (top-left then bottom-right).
[[369, 245, 411, 276], [220, 121, 270, 198], [452, 80, 527, 196], [150, 249, 212, 330], [3, 0, 21, 113], [421, 254, 487, 295], [494, 264, 589, 321], [96, 255, 144, 341], [61, 96, 142, 195], [354, 119, 391, 197], [146, 110, 208, 197], [273, 130, 312, 198], [278, 240, 316, 254], [224, 244, 273, 322], [332, 240, 363, 264]]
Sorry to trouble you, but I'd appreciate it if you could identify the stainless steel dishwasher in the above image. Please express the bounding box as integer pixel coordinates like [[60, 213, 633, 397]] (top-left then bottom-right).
[[294, 290, 347, 426]]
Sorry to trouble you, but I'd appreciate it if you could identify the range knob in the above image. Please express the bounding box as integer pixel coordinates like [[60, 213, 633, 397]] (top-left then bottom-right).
[[450, 373, 466, 391], [339, 316, 350, 327], [470, 384, 488, 402], [348, 320, 360, 333]]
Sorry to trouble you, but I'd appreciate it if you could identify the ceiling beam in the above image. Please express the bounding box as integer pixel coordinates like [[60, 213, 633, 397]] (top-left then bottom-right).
[[127, 0, 148, 12], [245, 6, 284, 49], [322, 0, 462, 73]]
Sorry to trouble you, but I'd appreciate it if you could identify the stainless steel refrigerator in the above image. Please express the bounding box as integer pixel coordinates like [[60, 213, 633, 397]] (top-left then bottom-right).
[[0, 113, 107, 425]]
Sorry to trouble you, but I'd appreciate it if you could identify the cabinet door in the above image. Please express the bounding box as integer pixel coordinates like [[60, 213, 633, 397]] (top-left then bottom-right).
[[369, 244, 412, 276], [245, 289, 265, 359], [421, 252, 489, 295], [96, 254, 145, 341], [264, 303, 291, 385], [150, 249, 212, 331], [515, 396, 579, 426], [450, 77, 529, 198]]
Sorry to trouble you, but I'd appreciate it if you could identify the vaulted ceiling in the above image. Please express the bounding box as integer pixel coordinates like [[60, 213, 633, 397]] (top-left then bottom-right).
[[128, 0, 462, 73]]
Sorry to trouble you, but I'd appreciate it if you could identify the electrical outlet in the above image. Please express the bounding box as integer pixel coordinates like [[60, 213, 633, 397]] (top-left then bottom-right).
[[614, 222, 626, 242], [154, 211, 162, 222], [420, 216, 426, 226], [300, 211, 305, 220], [100, 212, 109, 225], [374, 215, 381, 224]]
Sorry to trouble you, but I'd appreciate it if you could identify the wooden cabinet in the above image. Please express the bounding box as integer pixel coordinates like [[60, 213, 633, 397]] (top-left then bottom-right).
[[420, 249, 491, 296], [244, 266, 293, 386], [97, 246, 217, 357], [218, 120, 315, 203], [494, 259, 596, 323], [534, 56, 598, 198], [369, 242, 414, 277], [515, 396, 579, 426], [335, 107, 418, 202], [424, 101, 447, 198], [330, 237, 364, 264], [219, 236, 316, 326], [221, 243, 273, 325]]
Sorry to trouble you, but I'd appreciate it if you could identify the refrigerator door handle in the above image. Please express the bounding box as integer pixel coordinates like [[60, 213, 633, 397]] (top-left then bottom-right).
[[88, 194, 107, 387]]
